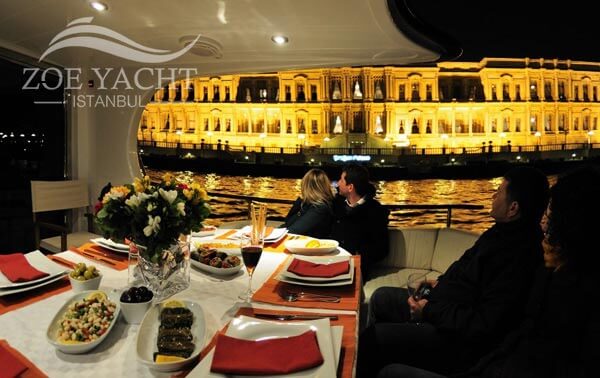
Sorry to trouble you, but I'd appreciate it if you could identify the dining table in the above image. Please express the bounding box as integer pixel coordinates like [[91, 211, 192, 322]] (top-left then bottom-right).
[[0, 229, 362, 378]]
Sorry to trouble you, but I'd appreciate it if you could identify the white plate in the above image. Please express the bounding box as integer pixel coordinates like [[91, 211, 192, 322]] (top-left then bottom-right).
[[191, 226, 217, 237], [136, 299, 206, 372], [190, 257, 244, 276], [90, 238, 129, 253], [277, 275, 354, 287], [189, 315, 336, 378], [233, 226, 288, 243], [0, 273, 69, 297], [284, 239, 339, 255], [281, 255, 353, 282], [193, 239, 241, 254], [0, 250, 68, 289], [46, 290, 120, 354]]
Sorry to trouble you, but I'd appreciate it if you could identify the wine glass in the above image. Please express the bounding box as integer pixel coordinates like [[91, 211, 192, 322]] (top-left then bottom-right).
[[238, 235, 264, 302], [406, 272, 428, 321], [238, 202, 267, 302]]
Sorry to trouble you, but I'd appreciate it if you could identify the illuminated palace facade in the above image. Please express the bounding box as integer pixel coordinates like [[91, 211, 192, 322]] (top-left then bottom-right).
[[138, 58, 599, 151]]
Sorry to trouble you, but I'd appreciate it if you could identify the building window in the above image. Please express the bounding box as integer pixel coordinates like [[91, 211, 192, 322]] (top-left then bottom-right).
[[502, 83, 510, 101], [296, 84, 306, 102], [594, 87, 598, 102], [574, 86, 579, 101], [583, 85, 589, 102], [544, 81, 552, 101], [515, 84, 521, 101], [558, 81, 566, 101], [285, 86, 291, 102], [410, 83, 419, 101], [530, 81, 538, 101], [491, 84, 497, 101], [374, 80, 385, 100], [426, 84, 432, 101], [398, 84, 406, 101], [311, 120, 318, 134], [212, 85, 220, 102], [331, 80, 342, 100], [530, 115, 537, 132], [310, 85, 318, 102], [515, 119, 521, 132]]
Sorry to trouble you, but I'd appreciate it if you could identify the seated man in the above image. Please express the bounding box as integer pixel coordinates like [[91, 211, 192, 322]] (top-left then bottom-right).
[[357, 166, 549, 376], [329, 164, 389, 279]]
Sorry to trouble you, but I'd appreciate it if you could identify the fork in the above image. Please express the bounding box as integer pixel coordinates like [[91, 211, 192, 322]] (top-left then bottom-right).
[[277, 287, 341, 303]]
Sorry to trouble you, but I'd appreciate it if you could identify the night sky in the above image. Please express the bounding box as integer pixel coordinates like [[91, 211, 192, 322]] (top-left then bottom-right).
[[408, 1, 600, 62]]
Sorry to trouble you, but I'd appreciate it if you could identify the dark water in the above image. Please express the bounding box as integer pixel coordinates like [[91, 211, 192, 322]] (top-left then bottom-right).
[[147, 169, 556, 234]]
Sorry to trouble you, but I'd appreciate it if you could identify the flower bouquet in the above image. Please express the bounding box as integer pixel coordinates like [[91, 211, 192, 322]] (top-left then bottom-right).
[[95, 174, 210, 300]]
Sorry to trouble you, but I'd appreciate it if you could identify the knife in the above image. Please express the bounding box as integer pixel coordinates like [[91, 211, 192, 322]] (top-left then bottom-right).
[[253, 313, 338, 321], [70, 246, 117, 267]]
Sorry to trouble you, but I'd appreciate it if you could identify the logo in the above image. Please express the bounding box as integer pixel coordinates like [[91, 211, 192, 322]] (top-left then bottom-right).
[[40, 17, 201, 63]]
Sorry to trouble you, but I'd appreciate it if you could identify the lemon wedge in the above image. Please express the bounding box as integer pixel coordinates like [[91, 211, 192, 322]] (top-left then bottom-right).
[[86, 291, 107, 301], [155, 354, 186, 363], [162, 299, 185, 308], [305, 239, 321, 248]]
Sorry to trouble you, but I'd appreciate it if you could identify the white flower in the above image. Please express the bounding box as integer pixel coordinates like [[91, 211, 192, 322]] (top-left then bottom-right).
[[143, 215, 161, 236], [125, 195, 141, 208], [147, 202, 156, 212], [159, 188, 178, 204], [176, 202, 186, 216]]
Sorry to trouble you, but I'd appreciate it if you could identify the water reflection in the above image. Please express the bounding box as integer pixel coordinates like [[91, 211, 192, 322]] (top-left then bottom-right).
[[147, 169, 555, 234]]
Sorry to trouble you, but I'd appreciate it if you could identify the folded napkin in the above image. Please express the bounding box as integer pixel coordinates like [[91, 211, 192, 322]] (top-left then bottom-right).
[[0, 254, 49, 283], [287, 258, 350, 278], [210, 330, 323, 375], [0, 341, 29, 378]]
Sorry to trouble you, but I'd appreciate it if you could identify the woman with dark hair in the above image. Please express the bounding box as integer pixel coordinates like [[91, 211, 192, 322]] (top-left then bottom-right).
[[376, 166, 600, 378]]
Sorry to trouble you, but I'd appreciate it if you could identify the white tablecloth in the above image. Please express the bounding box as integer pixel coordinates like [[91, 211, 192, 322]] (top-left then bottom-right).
[[0, 233, 352, 377]]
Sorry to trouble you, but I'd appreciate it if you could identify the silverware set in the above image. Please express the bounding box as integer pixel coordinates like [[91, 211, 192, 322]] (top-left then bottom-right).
[[277, 287, 341, 303]]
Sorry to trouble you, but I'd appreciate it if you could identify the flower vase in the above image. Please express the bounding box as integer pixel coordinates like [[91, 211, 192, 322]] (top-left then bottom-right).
[[129, 238, 191, 302]]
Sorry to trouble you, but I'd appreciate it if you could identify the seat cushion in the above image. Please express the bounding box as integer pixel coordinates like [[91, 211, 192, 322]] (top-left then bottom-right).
[[363, 267, 440, 302], [430, 228, 479, 273], [40, 231, 102, 253], [378, 228, 438, 270]]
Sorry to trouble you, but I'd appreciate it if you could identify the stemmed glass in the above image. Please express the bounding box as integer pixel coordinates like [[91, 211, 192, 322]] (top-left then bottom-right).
[[406, 272, 429, 321], [238, 202, 267, 302]]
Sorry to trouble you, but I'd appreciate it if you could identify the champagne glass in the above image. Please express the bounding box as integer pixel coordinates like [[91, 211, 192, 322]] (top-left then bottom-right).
[[406, 272, 428, 321], [238, 202, 267, 302]]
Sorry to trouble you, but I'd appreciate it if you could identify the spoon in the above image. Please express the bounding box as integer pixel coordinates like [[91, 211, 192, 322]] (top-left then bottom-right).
[[277, 288, 341, 303]]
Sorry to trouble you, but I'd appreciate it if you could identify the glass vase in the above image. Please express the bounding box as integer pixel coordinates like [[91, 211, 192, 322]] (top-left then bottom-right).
[[129, 237, 191, 302]]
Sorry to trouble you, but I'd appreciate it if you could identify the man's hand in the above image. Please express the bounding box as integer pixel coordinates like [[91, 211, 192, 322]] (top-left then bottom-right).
[[408, 295, 428, 321]]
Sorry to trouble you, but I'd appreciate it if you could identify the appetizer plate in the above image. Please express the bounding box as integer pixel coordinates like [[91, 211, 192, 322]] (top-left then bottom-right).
[[136, 299, 206, 372], [193, 239, 241, 254], [190, 258, 244, 276], [0, 250, 68, 289], [191, 225, 218, 237], [281, 255, 353, 282], [46, 290, 120, 354], [189, 315, 336, 378], [284, 239, 339, 255], [90, 238, 129, 253]]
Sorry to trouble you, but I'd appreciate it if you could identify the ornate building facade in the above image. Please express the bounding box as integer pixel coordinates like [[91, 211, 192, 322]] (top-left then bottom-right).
[[139, 58, 599, 151]]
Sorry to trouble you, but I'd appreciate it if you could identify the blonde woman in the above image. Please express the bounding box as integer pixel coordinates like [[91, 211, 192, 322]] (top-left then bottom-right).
[[283, 168, 334, 238]]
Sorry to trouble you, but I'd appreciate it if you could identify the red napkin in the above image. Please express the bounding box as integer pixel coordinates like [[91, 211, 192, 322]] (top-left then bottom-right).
[[287, 258, 350, 278], [210, 330, 324, 375], [0, 342, 28, 378], [0, 254, 49, 283]]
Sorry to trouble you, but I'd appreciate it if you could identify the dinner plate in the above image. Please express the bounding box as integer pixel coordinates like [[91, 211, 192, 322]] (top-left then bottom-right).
[[284, 239, 339, 255], [281, 255, 353, 282], [193, 239, 241, 254], [46, 290, 120, 354], [190, 257, 244, 276], [0, 250, 68, 289], [189, 315, 336, 378], [90, 238, 129, 253], [0, 273, 69, 297], [136, 299, 206, 372]]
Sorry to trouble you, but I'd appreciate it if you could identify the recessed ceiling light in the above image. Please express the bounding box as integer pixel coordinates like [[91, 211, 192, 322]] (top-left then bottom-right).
[[90, 1, 108, 11], [271, 35, 288, 45]]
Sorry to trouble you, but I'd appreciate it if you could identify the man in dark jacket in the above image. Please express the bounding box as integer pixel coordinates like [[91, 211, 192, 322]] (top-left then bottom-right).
[[357, 166, 549, 377], [330, 164, 389, 279]]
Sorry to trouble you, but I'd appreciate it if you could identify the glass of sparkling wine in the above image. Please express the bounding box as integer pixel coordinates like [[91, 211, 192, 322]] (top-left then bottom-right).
[[239, 202, 267, 302]]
